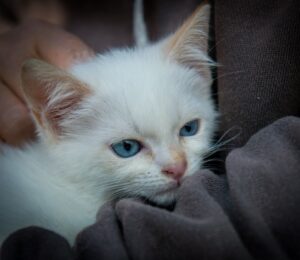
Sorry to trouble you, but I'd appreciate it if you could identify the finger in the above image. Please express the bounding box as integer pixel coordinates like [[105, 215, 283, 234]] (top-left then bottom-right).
[[0, 81, 35, 146], [31, 21, 95, 69]]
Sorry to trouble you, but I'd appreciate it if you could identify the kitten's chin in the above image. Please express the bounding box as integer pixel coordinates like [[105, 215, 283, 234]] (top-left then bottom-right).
[[149, 187, 178, 206]]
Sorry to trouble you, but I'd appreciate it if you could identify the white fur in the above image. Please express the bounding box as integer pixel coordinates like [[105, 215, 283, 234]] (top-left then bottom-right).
[[0, 6, 217, 244]]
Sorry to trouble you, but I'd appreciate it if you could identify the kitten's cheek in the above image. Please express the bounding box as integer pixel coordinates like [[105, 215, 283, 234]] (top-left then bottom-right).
[[184, 160, 200, 177]]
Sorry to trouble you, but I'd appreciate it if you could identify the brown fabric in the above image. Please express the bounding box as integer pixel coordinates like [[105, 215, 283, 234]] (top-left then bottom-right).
[[215, 0, 300, 147]]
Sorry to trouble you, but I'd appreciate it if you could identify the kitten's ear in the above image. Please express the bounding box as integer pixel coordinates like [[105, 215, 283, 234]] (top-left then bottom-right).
[[164, 3, 212, 79], [21, 59, 91, 140]]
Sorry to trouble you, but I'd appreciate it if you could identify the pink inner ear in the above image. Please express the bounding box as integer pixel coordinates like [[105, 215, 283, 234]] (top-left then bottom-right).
[[164, 4, 210, 55], [163, 4, 212, 79], [21, 58, 92, 138], [46, 89, 87, 134]]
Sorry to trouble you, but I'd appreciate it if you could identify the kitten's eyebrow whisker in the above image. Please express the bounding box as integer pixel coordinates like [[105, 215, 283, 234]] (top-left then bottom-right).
[[213, 70, 247, 82], [208, 39, 225, 53], [208, 29, 261, 54], [215, 126, 241, 145]]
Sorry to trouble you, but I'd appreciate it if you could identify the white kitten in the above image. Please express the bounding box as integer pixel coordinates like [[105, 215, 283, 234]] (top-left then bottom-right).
[[0, 4, 217, 243]]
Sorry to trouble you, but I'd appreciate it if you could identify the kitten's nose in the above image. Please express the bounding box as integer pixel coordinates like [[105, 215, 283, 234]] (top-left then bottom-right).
[[162, 160, 187, 182]]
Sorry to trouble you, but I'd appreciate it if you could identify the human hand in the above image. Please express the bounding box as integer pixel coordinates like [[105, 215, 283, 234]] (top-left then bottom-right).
[[0, 21, 94, 146]]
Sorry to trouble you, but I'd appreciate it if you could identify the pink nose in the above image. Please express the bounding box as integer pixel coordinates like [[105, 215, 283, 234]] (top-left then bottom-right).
[[162, 160, 187, 182]]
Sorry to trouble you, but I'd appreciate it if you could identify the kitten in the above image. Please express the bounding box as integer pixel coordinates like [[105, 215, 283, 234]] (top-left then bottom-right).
[[0, 3, 217, 243]]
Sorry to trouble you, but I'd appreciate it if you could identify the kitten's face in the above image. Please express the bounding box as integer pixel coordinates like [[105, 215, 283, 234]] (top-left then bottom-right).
[[21, 4, 216, 205], [65, 50, 216, 204]]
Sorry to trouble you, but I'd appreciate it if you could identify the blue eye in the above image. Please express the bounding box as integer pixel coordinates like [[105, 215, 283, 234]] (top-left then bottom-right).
[[179, 119, 199, 136], [111, 139, 142, 158]]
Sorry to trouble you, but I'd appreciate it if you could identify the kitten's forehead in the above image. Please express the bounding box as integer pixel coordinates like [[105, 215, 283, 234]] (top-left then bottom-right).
[[72, 46, 207, 94], [71, 47, 210, 138]]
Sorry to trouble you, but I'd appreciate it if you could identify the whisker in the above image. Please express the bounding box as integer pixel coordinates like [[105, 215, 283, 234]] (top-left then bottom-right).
[[213, 69, 247, 82], [215, 126, 242, 145], [202, 126, 241, 160]]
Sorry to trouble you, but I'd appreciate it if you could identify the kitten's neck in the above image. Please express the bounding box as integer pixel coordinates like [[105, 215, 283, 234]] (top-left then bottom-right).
[[9, 140, 107, 206]]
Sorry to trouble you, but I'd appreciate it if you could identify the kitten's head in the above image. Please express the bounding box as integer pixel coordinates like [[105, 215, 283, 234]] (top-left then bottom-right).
[[21, 4, 216, 205]]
